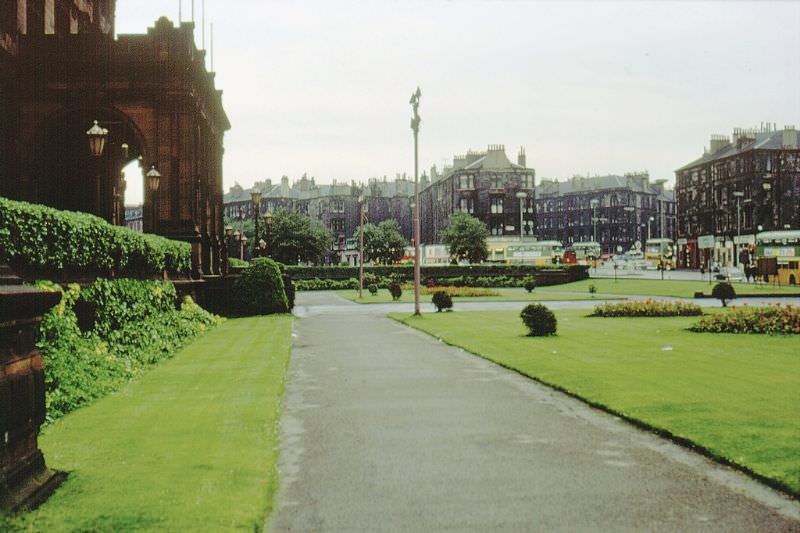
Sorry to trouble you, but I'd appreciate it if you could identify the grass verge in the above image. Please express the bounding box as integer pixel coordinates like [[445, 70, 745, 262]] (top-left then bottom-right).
[[537, 278, 800, 298], [392, 309, 800, 497], [3, 315, 293, 532]]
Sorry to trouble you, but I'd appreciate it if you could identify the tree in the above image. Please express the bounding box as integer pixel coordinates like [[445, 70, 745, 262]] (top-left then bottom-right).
[[442, 212, 489, 264], [355, 219, 407, 265], [266, 208, 333, 265], [712, 282, 736, 307]]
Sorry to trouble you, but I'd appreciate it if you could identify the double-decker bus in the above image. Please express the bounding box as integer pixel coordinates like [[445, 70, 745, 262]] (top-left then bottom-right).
[[645, 238, 675, 270], [507, 241, 564, 266], [571, 241, 602, 267], [755, 230, 800, 285]]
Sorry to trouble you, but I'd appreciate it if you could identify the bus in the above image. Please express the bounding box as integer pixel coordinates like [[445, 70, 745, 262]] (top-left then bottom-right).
[[755, 230, 800, 285], [645, 238, 675, 270], [571, 241, 602, 267], [506, 240, 564, 266]]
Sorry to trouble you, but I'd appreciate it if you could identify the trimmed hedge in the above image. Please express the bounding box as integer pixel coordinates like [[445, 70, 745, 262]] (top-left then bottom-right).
[[35, 279, 220, 421], [521, 304, 557, 336], [285, 264, 588, 285], [0, 196, 191, 278], [231, 258, 289, 315]]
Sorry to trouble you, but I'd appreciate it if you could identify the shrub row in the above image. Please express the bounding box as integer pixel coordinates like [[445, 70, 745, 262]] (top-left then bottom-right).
[[294, 275, 543, 291], [690, 304, 800, 335], [590, 299, 704, 317], [36, 279, 220, 421], [0, 196, 191, 278], [285, 264, 588, 284]]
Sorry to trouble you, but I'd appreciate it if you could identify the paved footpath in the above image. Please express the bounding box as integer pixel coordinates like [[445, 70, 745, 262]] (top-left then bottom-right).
[[270, 292, 800, 532]]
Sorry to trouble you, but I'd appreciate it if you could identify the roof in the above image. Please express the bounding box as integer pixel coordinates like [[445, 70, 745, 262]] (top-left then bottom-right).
[[676, 129, 794, 172], [537, 174, 672, 199]]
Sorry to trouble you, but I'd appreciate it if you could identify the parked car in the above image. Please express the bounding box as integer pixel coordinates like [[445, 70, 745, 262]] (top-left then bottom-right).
[[714, 267, 744, 282]]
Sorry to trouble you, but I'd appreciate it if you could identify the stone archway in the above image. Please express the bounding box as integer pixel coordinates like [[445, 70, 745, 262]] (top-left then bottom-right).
[[27, 106, 147, 225]]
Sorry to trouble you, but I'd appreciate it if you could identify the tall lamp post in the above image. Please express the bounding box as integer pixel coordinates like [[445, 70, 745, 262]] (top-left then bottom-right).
[[410, 87, 422, 316], [516, 191, 527, 240], [733, 190, 744, 266], [263, 211, 273, 258], [623, 206, 635, 250], [251, 190, 262, 258], [145, 165, 161, 232], [358, 193, 365, 299], [647, 216, 654, 241]]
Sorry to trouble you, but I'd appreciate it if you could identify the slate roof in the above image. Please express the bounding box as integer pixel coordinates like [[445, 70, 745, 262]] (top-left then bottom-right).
[[676, 129, 791, 172]]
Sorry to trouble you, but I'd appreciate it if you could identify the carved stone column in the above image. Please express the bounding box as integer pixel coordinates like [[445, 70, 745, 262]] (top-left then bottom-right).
[[0, 260, 64, 512]]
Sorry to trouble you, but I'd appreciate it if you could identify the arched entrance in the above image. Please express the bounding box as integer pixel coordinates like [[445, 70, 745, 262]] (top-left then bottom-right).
[[27, 106, 147, 225]]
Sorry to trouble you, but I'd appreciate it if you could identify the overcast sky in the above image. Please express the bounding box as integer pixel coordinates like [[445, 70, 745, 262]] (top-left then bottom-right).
[[117, 0, 799, 204]]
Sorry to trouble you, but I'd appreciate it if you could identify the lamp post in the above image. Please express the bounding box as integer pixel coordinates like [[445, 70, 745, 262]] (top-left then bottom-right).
[[263, 211, 273, 258], [623, 206, 635, 250], [251, 190, 262, 258], [733, 190, 744, 266], [590, 199, 599, 242], [240, 235, 248, 261], [145, 165, 161, 232], [647, 216, 654, 241], [86, 120, 108, 217], [410, 87, 422, 316], [516, 191, 527, 240], [358, 193, 365, 299]]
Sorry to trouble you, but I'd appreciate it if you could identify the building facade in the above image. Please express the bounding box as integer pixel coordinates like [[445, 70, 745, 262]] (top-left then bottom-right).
[[675, 125, 800, 268], [0, 1, 230, 276], [418, 145, 536, 244], [536, 173, 676, 256], [223, 174, 413, 261]]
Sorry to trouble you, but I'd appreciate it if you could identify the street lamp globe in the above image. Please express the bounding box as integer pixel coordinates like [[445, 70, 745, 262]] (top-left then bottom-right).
[[259, 239, 267, 250], [86, 120, 108, 157], [251, 190, 262, 206], [515, 191, 527, 200], [225, 225, 233, 237], [263, 212, 273, 226]]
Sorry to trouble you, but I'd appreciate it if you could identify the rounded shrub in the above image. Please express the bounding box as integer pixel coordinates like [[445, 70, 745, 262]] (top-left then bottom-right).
[[523, 276, 537, 293], [520, 303, 557, 336], [232, 258, 289, 315], [368, 283, 378, 295], [711, 282, 736, 307], [389, 281, 402, 301], [432, 290, 453, 312]]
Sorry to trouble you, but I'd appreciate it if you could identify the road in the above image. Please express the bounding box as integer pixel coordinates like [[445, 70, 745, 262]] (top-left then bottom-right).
[[270, 292, 800, 532]]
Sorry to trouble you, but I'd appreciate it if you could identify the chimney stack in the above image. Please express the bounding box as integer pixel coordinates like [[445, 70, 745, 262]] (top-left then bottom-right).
[[783, 125, 798, 149], [280, 175, 290, 197], [709, 134, 730, 155], [517, 147, 526, 168]]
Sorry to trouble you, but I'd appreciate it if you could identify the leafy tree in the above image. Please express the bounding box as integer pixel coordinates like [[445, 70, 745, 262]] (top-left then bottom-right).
[[712, 282, 736, 307], [442, 212, 489, 264], [355, 219, 407, 265], [266, 209, 333, 265]]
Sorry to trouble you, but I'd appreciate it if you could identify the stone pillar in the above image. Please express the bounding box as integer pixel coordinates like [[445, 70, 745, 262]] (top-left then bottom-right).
[[0, 262, 64, 512]]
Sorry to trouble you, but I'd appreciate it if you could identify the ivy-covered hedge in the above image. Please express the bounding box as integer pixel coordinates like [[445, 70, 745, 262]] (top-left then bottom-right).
[[0, 197, 191, 278], [36, 278, 220, 421], [231, 258, 290, 315]]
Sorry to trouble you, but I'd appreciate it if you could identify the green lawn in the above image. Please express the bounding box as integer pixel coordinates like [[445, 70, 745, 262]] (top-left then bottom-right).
[[4, 315, 293, 532], [336, 287, 610, 304], [393, 309, 800, 495], [537, 278, 800, 298]]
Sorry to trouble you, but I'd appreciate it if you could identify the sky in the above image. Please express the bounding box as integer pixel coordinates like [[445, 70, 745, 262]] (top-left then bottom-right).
[[117, 0, 799, 205]]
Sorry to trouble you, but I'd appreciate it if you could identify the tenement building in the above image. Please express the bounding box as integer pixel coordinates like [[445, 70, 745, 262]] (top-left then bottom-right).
[[0, 1, 230, 276], [675, 124, 800, 268], [418, 145, 536, 244], [535, 173, 675, 256], [223, 174, 413, 261]]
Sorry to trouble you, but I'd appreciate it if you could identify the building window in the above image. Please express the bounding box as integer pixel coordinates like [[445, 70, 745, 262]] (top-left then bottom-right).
[[490, 221, 503, 236], [490, 196, 504, 214], [490, 175, 503, 189], [459, 197, 474, 213], [331, 218, 345, 234], [522, 174, 534, 188], [458, 174, 474, 189], [332, 198, 345, 213]]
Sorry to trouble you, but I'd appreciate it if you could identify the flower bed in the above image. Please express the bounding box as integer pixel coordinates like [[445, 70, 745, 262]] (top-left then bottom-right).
[[590, 299, 703, 317], [420, 286, 500, 298], [690, 304, 800, 335]]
